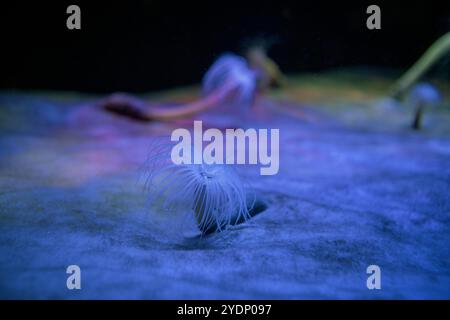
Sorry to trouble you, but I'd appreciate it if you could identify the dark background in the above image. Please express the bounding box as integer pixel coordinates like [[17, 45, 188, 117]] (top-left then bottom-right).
[[1, 0, 449, 93]]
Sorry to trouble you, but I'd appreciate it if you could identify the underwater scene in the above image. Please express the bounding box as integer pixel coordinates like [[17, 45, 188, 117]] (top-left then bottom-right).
[[1, 2, 450, 299]]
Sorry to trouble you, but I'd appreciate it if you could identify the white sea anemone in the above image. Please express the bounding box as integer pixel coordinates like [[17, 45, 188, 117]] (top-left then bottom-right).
[[202, 53, 257, 107], [144, 142, 254, 234]]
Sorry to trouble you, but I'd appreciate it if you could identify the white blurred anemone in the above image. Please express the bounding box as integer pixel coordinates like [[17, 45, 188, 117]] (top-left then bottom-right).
[[144, 142, 252, 234], [202, 53, 257, 107], [408, 83, 441, 106], [102, 53, 258, 121], [408, 83, 441, 130]]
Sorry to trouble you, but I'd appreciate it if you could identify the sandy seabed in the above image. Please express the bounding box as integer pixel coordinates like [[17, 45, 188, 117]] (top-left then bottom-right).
[[0, 71, 449, 299]]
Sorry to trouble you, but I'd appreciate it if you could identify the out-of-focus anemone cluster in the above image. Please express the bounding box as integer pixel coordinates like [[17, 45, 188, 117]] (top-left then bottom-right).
[[202, 53, 257, 108], [143, 140, 254, 235], [101, 52, 259, 121], [408, 83, 441, 106]]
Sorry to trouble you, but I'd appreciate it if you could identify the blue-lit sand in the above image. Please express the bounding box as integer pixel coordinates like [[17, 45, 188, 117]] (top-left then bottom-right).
[[0, 71, 449, 299]]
